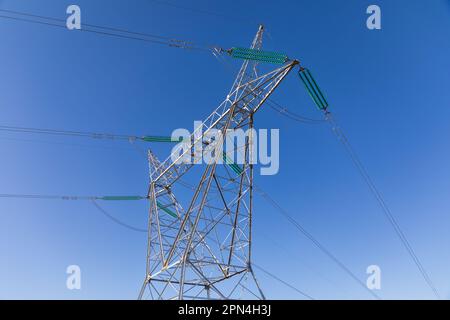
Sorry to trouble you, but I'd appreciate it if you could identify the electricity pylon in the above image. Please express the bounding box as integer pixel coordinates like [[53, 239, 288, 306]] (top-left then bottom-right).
[[138, 25, 298, 300]]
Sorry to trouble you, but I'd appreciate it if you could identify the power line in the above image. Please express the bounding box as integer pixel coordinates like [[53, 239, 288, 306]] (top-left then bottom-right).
[[252, 263, 315, 300], [0, 193, 146, 201], [290, 59, 439, 298], [0, 193, 99, 200], [0, 125, 178, 143], [256, 229, 353, 298], [0, 130, 382, 298], [0, 135, 139, 151], [91, 200, 147, 233], [0, 14, 169, 47], [0, 8, 173, 41], [0, 193, 148, 233], [0, 125, 133, 140], [218, 121, 379, 299], [0, 190, 314, 298], [267, 98, 326, 124], [0, 8, 211, 51], [1, 7, 405, 297], [325, 112, 441, 299], [0, 124, 198, 190], [254, 185, 382, 300]]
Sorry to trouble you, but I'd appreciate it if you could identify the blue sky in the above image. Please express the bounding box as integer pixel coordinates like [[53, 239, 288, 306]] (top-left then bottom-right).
[[1, 0, 450, 299]]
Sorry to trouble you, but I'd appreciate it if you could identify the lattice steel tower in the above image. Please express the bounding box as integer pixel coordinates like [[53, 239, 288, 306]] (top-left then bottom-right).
[[138, 26, 298, 300]]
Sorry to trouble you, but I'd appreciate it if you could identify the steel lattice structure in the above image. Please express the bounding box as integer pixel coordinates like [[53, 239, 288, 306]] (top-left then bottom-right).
[[138, 26, 298, 300]]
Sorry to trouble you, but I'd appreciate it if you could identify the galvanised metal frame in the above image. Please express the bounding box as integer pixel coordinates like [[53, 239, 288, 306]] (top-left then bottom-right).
[[139, 26, 298, 300]]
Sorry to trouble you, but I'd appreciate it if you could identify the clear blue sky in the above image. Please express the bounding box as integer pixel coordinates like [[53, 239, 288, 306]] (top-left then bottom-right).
[[1, 0, 450, 299]]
